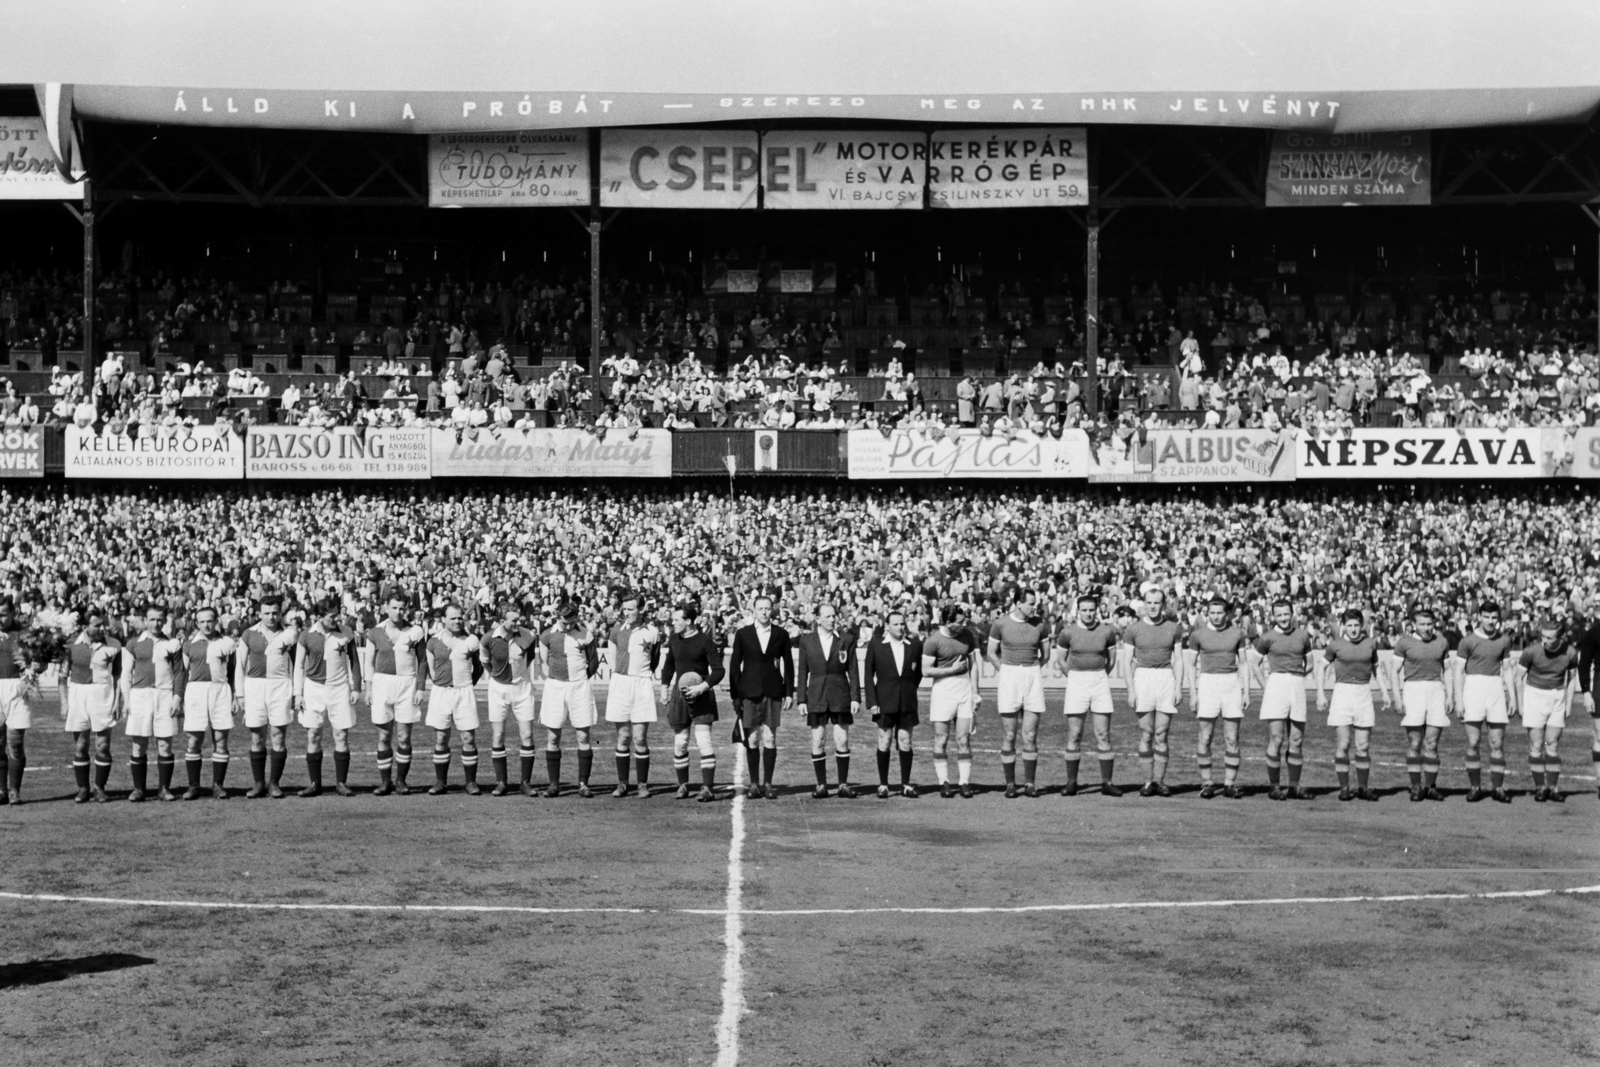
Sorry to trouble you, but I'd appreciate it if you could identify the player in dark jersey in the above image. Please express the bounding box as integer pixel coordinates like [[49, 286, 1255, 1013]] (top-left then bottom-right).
[[1390, 607, 1453, 801], [1517, 618, 1579, 802], [985, 587, 1050, 798], [1253, 600, 1315, 800], [660, 602, 725, 802], [0, 596, 38, 804], [922, 604, 980, 799], [1121, 589, 1187, 797], [1317, 608, 1388, 801], [1051, 594, 1120, 796], [1185, 597, 1251, 799], [1452, 601, 1517, 802]]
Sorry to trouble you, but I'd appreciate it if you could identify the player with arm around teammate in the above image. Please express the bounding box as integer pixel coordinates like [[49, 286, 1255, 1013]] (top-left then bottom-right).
[[923, 604, 980, 799], [1050, 594, 1120, 797], [180, 606, 236, 800], [1186, 597, 1251, 799], [293, 598, 364, 798], [985, 586, 1051, 798], [1389, 606, 1453, 802], [606, 593, 661, 798], [364, 593, 427, 795], [483, 600, 539, 797], [1253, 600, 1315, 801], [1517, 618, 1580, 803], [1121, 588, 1187, 798], [1317, 608, 1388, 802], [1452, 601, 1517, 803]]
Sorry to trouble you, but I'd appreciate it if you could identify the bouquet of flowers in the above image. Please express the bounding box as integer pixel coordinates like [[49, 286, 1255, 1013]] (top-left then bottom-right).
[[15, 608, 73, 699]]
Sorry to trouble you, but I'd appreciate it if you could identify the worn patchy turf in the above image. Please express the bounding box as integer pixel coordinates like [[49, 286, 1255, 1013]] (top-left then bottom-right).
[[0, 690, 1594, 1067]]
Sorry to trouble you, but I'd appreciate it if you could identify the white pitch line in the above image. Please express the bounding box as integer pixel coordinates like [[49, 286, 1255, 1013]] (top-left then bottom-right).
[[715, 753, 748, 1067], [2, 883, 1597, 919], [0, 891, 650, 915], [702, 882, 1600, 916]]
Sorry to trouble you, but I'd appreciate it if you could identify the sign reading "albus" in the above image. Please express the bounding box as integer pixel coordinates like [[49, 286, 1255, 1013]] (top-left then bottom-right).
[[1296, 429, 1544, 479]]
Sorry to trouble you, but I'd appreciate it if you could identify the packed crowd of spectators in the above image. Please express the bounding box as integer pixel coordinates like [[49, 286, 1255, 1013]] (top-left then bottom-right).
[[0, 483, 1594, 651]]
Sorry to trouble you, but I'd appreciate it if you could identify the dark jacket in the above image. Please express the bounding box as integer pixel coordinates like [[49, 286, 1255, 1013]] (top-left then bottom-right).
[[865, 636, 923, 716], [794, 629, 860, 714], [728, 623, 794, 702]]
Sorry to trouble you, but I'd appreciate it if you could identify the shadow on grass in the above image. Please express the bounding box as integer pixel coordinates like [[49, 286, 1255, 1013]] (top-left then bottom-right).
[[0, 952, 155, 989]]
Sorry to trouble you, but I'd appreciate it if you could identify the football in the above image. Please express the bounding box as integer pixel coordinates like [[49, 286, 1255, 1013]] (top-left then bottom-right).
[[678, 672, 704, 694]]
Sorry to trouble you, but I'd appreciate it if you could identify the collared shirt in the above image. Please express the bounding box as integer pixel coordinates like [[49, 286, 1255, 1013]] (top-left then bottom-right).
[[887, 637, 906, 674], [817, 629, 836, 661], [484, 625, 537, 684], [426, 631, 481, 688], [367, 621, 427, 678], [126, 631, 183, 690], [240, 624, 297, 680], [300, 625, 359, 689], [183, 634, 235, 685], [755, 624, 772, 653], [68, 632, 122, 686], [540, 626, 595, 682], [608, 622, 660, 679]]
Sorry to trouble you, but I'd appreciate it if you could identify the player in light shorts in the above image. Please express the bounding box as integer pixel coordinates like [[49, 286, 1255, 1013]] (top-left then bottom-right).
[[124, 688, 178, 739], [243, 677, 295, 729], [1326, 684, 1376, 729], [985, 588, 1050, 797], [371, 673, 421, 725], [62, 609, 123, 803], [1258, 673, 1308, 723], [0, 595, 38, 804], [541, 678, 598, 730], [426, 685, 480, 733], [1052, 594, 1121, 796], [1460, 676, 1509, 725], [182, 681, 234, 734], [0, 678, 33, 732], [1195, 674, 1243, 720], [1063, 671, 1114, 717], [300, 680, 355, 731], [487, 677, 536, 724], [1452, 602, 1517, 803], [66, 683, 119, 733], [1399, 681, 1450, 729], [606, 674, 657, 724], [1131, 667, 1179, 715], [928, 674, 973, 724], [1522, 685, 1568, 731], [1516, 620, 1579, 803], [995, 664, 1046, 717]]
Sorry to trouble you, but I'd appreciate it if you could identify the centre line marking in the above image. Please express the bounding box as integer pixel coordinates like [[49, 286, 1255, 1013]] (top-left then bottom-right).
[[716, 754, 748, 1067]]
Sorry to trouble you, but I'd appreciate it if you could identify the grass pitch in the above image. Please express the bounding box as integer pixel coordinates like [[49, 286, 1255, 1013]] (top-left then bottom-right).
[[0, 690, 1594, 1067]]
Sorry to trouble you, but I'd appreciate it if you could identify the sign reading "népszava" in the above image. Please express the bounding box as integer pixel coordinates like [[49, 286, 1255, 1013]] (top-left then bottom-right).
[[1296, 428, 1543, 478]]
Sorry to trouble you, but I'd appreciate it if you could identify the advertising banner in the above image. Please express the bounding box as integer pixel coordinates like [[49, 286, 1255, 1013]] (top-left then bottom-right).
[[1296, 428, 1545, 479], [1086, 429, 1297, 483], [429, 427, 671, 478], [1265, 131, 1430, 207], [427, 131, 589, 207], [0, 117, 82, 200], [65, 427, 244, 479], [929, 127, 1086, 207], [1549, 426, 1600, 478], [0, 427, 43, 478], [245, 427, 431, 479], [600, 129, 759, 209], [847, 428, 1089, 479], [760, 130, 926, 209]]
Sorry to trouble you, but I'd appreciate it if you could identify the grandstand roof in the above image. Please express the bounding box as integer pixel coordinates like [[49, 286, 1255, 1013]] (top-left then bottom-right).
[[5, 0, 1598, 133]]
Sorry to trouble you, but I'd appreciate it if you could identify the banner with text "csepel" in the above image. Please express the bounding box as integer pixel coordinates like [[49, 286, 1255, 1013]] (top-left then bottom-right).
[[759, 131, 926, 210]]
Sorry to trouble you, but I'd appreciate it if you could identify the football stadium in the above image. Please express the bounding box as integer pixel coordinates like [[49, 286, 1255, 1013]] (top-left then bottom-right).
[[0, 2, 1598, 1064]]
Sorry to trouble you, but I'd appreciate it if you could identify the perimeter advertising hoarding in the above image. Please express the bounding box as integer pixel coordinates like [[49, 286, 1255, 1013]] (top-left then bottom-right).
[[65, 427, 244, 479], [1295, 428, 1545, 479], [0, 428, 43, 477], [847, 428, 1089, 479], [1265, 131, 1430, 207], [600, 129, 759, 209], [1087, 429, 1297, 483], [759, 131, 926, 209], [429, 427, 671, 477], [1550, 427, 1600, 478], [0, 117, 81, 200], [246, 427, 431, 479], [928, 127, 1086, 207], [427, 131, 589, 207]]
